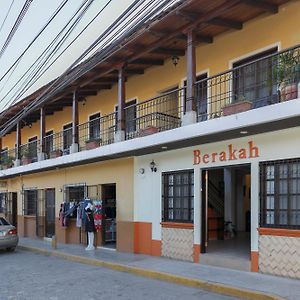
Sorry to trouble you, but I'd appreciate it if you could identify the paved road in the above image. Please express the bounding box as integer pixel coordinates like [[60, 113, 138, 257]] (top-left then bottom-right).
[[0, 249, 238, 300]]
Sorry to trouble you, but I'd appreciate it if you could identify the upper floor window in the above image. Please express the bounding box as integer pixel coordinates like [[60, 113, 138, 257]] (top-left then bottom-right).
[[116, 99, 137, 135], [233, 47, 278, 108], [23, 189, 37, 216], [63, 123, 72, 152], [45, 130, 53, 155], [28, 136, 38, 159], [162, 170, 194, 223], [89, 113, 101, 140], [260, 159, 300, 229]]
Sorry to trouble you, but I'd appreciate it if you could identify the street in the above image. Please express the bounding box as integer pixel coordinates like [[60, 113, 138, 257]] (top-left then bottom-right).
[[0, 249, 238, 300]]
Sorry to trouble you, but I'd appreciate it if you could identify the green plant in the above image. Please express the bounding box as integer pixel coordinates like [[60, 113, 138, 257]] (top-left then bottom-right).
[[272, 50, 300, 88], [1, 156, 14, 166], [85, 136, 101, 144]]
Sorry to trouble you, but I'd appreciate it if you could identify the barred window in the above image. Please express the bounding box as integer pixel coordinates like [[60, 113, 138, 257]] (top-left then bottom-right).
[[23, 189, 37, 216], [0, 192, 6, 213], [260, 159, 300, 229], [162, 170, 194, 223]]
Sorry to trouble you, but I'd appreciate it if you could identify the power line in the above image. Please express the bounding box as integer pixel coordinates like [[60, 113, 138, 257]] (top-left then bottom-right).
[[0, 0, 33, 60], [0, 0, 15, 35], [0, 0, 182, 135]]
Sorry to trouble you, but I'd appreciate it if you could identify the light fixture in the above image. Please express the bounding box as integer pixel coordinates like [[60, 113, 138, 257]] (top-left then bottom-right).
[[172, 55, 179, 67], [139, 168, 145, 175], [28, 123, 32, 128], [150, 160, 157, 172], [240, 130, 248, 135]]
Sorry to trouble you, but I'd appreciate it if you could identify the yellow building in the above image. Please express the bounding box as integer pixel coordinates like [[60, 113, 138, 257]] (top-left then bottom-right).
[[1, 0, 300, 278]]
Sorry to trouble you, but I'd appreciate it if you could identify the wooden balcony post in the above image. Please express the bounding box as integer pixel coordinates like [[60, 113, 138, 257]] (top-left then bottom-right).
[[115, 66, 126, 142], [0, 137, 2, 162], [71, 89, 79, 153], [15, 122, 21, 165], [38, 107, 46, 161], [183, 29, 197, 125]]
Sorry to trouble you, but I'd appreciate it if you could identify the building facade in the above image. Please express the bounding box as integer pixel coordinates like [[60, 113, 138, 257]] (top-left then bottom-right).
[[1, 0, 300, 279]]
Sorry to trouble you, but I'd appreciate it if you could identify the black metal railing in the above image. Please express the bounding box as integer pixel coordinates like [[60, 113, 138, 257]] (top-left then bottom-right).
[[20, 140, 38, 164], [195, 45, 300, 121], [0, 148, 16, 169], [125, 88, 184, 140], [44, 131, 66, 158], [78, 112, 116, 151]]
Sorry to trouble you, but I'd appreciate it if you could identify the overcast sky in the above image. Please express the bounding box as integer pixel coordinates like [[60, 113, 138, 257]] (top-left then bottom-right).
[[0, 0, 135, 112]]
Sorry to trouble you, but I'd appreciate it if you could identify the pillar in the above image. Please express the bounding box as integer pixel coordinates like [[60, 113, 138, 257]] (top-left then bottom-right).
[[70, 90, 79, 153], [15, 122, 21, 166], [38, 107, 46, 161], [182, 29, 197, 126], [114, 66, 126, 142]]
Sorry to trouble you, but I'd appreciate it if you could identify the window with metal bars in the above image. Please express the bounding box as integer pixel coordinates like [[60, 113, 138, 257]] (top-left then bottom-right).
[[162, 170, 194, 223], [23, 189, 37, 216], [260, 159, 300, 229], [0, 192, 6, 213]]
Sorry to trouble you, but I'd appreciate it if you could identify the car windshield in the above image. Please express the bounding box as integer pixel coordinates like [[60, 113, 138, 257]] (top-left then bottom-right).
[[0, 217, 10, 226]]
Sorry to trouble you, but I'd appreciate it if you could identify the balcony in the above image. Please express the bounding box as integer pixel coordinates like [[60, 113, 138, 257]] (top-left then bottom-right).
[[1, 45, 300, 171]]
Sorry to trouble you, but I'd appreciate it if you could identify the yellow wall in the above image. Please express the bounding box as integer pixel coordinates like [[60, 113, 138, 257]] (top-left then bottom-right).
[[6, 158, 134, 221], [2, 1, 300, 148]]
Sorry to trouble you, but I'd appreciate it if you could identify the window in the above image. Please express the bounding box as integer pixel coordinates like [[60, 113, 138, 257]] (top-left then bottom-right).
[[162, 170, 194, 223], [45, 130, 53, 154], [260, 159, 300, 229], [116, 99, 137, 134], [28, 136, 38, 160], [0, 192, 6, 213], [64, 185, 85, 203], [63, 123, 72, 153], [185, 74, 208, 121], [23, 189, 37, 216], [233, 47, 278, 108], [89, 113, 101, 140]]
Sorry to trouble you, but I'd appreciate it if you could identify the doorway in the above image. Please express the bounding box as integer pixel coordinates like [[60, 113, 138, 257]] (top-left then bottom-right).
[[201, 165, 251, 271], [45, 189, 55, 238], [101, 184, 116, 248]]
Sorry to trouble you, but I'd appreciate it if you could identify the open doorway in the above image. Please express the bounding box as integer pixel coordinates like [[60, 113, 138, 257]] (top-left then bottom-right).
[[201, 165, 251, 271], [101, 184, 116, 249]]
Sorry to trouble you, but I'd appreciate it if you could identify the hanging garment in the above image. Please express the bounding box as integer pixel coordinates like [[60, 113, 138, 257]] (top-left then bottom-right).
[[59, 202, 69, 227], [76, 205, 82, 228], [63, 203, 78, 218], [84, 208, 96, 232], [93, 200, 103, 232]]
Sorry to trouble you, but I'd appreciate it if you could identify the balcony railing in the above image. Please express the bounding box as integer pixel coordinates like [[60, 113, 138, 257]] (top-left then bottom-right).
[[195, 45, 300, 121], [78, 112, 116, 151], [20, 140, 38, 165], [125, 88, 184, 140], [1, 45, 300, 169], [0, 148, 16, 169]]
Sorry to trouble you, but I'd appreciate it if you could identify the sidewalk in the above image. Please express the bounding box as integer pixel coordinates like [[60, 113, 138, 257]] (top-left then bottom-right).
[[18, 238, 300, 300]]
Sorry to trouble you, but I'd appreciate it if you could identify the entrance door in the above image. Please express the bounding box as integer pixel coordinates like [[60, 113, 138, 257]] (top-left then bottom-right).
[[5, 192, 17, 227], [45, 189, 55, 238], [101, 184, 116, 247]]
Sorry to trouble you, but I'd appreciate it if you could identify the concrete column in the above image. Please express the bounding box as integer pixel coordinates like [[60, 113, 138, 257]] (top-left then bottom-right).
[[70, 90, 79, 153], [14, 122, 21, 166], [236, 171, 245, 232], [250, 162, 259, 252], [114, 67, 126, 142], [182, 29, 197, 126], [224, 168, 236, 225], [38, 107, 46, 161]]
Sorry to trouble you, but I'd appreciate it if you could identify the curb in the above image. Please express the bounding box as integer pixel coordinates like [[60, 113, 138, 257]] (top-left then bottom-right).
[[18, 245, 283, 300]]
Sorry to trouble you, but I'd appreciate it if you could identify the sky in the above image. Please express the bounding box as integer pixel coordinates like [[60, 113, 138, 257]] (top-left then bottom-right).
[[0, 0, 135, 112]]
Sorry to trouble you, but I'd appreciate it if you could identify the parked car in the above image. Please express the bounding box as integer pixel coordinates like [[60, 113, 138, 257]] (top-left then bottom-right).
[[0, 217, 18, 251]]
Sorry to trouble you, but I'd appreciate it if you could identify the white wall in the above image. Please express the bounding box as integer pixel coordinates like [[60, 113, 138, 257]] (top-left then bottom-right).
[[134, 126, 300, 251]]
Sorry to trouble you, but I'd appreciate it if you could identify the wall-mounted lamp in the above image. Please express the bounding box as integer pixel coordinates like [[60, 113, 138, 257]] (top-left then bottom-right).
[[171, 55, 179, 67], [28, 123, 32, 128], [150, 160, 157, 172], [59, 188, 63, 192], [139, 168, 145, 175]]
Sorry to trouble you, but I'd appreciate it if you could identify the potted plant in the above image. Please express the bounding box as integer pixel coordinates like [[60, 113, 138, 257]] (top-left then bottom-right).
[[0, 156, 14, 169], [21, 148, 32, 165], [139, 126, 159, 136], [223, 95, 252, 116], [273, 50, 300, 101], [85, 137, 101, 150], [49, 149, 63, 158]]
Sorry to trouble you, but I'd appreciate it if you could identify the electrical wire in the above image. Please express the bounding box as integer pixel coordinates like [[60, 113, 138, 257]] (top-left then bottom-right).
[[0, 0, 15, 35], [0, 0, 33, 60], [0, 0, 183, 135]]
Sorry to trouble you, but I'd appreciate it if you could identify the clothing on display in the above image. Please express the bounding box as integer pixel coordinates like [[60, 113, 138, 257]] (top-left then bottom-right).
[[84, 206, 96, 233], [93, 200, 103, 232]]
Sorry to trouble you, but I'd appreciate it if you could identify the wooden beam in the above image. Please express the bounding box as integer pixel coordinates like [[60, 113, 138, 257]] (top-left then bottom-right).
[[177, 33, 213, 44], [186, 30, 196, 112], [40, 107, 45, 153], [117, 67, 125, 132], [207, 17, 243, 30], [240, 0, 278, 13], [124, 68, 144, 75], [152, 47, 185, 56], [16, 122, 21, 160], [130, 58, 164, 65], [84, 84, 112, 90], [77, 91, 98, 96], [72, 90, 79, 145]]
